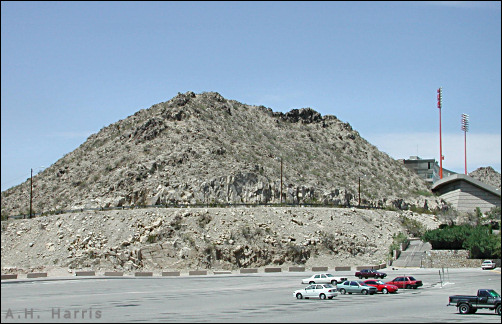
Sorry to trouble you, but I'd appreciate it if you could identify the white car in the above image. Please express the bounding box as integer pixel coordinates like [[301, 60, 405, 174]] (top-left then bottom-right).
[[301, 273, 347, 285], [481, 260, 496, 270], [294, 284, 338, 299]]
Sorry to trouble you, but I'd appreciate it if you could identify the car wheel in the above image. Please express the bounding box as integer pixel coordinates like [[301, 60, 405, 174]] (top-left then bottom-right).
[[309, 281, 315, 284], [459, 303, 471, 314], [412, 286, 418, 289], [405, 284, 411, 289], [320, 293, 326, 300], [358, 275, 362, 279], [296, 293, 303, 299], [382, 288, 388, 294], [340, 289, 346, 294], [331, 280, 337, 285], [496, 304, 500, 315], [362, 289, 368, 295]]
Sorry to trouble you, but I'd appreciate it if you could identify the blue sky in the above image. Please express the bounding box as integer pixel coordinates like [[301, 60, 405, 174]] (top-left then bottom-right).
[[1, 1, 501, 191]]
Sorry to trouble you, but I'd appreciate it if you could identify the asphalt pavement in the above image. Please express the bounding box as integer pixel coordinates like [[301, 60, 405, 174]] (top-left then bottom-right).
[[1, 267, 500, 323]]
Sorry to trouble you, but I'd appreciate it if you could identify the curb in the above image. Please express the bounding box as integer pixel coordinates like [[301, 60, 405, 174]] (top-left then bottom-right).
[[2, 264, 392, 281]]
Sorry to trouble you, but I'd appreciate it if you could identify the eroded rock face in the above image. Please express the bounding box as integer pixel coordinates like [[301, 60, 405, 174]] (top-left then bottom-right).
[[0, 206, 442, 272]]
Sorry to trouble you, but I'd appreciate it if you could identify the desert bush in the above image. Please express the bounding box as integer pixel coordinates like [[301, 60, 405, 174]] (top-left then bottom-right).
[[421, 224, 500, 259], [399, 215, 426, 237]]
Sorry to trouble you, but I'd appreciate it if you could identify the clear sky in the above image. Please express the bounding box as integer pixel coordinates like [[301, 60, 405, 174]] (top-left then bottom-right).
[[1, 1, 501, 191]]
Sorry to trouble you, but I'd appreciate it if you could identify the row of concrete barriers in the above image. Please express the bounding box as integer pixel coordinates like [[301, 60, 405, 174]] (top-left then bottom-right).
[[1, 264, 387, 280]]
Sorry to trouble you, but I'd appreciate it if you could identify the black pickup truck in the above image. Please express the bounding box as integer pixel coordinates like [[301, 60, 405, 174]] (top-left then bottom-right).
[[448, 289, 501, 315]]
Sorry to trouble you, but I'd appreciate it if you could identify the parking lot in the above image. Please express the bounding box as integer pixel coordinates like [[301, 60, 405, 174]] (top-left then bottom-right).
[[1, 267, 500, 322]]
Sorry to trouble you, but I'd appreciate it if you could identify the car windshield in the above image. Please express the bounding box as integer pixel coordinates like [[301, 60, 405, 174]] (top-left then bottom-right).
[[488, 290, 500, 297], [323, 284, 334, 288], [375, 280, 385, 284], [408, 277, 416, 281], [325, 274, 334, 277]]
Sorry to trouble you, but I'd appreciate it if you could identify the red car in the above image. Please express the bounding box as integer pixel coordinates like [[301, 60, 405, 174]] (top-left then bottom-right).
[[363, 279, 399, 294], [386, 276, 423, 289]]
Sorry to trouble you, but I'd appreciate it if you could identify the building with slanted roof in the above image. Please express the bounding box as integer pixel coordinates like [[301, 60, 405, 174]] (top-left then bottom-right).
[[431, 174, 501, 213]]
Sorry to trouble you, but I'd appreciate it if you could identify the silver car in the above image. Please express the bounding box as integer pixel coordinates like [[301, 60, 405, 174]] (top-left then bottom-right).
[[294, 284, 338, 300], [337, 280, 377, 295], [481, 260, 496, 270]]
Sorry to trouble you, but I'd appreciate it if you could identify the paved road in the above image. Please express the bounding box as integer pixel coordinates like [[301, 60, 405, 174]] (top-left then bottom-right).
[[1, 268, 500, 323], [392, 238, 432, 268]]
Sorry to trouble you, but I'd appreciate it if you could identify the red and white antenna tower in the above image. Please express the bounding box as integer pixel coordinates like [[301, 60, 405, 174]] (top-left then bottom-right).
[[437, 87, 444, 179]]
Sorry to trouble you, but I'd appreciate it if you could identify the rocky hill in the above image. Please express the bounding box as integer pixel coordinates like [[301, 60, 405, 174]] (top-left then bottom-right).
[[1, 91, 442, 217], [469, 166, 501, 190], [1, 91, 454, 274]]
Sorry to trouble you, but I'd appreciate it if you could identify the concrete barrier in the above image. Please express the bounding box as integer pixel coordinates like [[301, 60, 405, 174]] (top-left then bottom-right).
[[355, 266, 375, 271], [162, 271, 180, 276], [288, 267, 305, 272], [264, 268, 281, 273], [311, 266, 328, 272], [240, 268, 258, 274], [27, 272, 48, 278], [189, 270, 207, 276], [334, 266, 351, 272], [134, 272, 153, 277], [213, 271, 232, 275], [75, 271, 95, 276], [104, 272, 123, 276], [1, 274, 18, 280]]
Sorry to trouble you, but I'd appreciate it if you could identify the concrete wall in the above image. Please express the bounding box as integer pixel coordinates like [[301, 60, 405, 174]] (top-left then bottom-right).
[[422, 249, 501, 268], [437, 181, 501, 213]]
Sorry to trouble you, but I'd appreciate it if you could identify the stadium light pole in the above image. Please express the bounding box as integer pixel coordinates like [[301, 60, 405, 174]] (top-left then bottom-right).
[[437, 87, 444, 179], [461, 114, 469, 175]]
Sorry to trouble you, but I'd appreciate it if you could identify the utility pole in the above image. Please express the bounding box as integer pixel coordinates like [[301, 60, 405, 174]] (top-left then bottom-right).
[[29, 168, 33, 218], [280, 157, 283, 204], [461, 114, 469, 175], [358, 177, 361, 206]]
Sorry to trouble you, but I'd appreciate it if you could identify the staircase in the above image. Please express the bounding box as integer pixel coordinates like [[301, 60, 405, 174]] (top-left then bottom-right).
[[392, 238, 432, 268]]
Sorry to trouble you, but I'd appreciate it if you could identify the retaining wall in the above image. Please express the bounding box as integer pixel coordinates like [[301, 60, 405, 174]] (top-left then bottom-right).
[[422, 250, 501, 268]]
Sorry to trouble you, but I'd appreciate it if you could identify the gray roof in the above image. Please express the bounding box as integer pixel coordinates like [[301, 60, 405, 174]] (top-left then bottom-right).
[[431, 174, 501, 198]]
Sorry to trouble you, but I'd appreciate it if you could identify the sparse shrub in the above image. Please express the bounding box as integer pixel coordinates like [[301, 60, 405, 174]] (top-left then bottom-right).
[[147, 234, 157, 243], [197, 214, 212, 228], [286, 243, 310, 264], [399, 215, 426, 237], [388, 232, 408, 257]]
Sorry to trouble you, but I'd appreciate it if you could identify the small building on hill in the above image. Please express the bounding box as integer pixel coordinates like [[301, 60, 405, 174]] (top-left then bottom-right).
[[402, 156, 456, 185], [431, 174, 501, 213]]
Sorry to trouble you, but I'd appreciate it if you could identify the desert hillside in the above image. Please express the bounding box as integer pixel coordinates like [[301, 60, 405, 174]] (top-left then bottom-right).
[[1, 91, 442, 218], [1, 206, 441, 274]]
